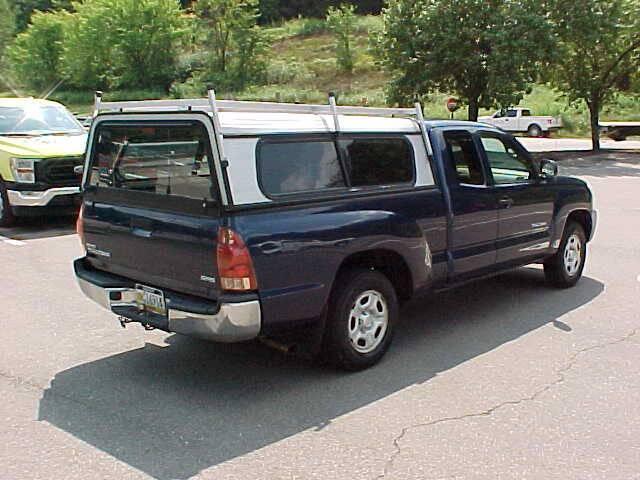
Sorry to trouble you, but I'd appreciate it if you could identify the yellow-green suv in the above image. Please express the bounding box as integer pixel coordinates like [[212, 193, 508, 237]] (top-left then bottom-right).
[[0, 98, 87, 226]]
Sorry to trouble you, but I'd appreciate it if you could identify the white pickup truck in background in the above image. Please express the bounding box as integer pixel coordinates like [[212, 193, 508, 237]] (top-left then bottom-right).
[[479, 108, 563, 137]]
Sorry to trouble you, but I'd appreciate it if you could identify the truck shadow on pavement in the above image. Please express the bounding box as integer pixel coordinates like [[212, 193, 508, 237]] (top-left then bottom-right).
[[38, 268, 604, 480], [0, 216, 76, 241]]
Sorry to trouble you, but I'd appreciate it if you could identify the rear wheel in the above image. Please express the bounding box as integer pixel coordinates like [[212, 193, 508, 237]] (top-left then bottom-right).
[[527, 124, 543, 137], [608, 132, 626, 142], [0, 181, 16, 228], [322, 268, 398, 370], [544, 221, 586, 288]]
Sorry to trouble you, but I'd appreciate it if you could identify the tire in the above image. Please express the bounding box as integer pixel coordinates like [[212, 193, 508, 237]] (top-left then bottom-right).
[[527, 124, 543, 137], [544, 221, 586, 288], [0, 180, 16, 228], [608, 132, 626, 142], [322, 268, 398, 371]]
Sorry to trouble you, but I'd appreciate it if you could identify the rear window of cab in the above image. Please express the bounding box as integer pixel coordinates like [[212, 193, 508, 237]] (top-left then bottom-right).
[[257, 136, 415, 197]]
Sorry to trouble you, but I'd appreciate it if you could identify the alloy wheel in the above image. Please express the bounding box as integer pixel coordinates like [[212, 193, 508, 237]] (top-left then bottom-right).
[[563, 233, 582, 276], [348, 290, 389, 354]]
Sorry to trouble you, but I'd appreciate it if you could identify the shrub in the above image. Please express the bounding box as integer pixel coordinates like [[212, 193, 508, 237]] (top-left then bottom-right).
[[293, 17, 328, 37], [110, 0, 185, 89], [169, 76, 208, 99], [327, 4, 356, 74], [265, 17, 328, 41], [196, 0, 269, 91], [62, 0, 185, 91], [259, 0, 280, 23], [264, 59, 312, 84], [6, 10, 68, 91], [307, 57, 335, 77], [0, 0, 14, 61], [258, 0, 383, 22]]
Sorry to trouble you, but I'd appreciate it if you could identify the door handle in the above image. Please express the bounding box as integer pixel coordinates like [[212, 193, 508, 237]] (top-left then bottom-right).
[[499, 196, 514, 208]]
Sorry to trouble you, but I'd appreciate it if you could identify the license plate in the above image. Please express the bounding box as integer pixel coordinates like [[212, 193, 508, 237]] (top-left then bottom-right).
[[135, 284, 166, 316]]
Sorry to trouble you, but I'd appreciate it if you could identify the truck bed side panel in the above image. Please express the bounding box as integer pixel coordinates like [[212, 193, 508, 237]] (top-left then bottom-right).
[[233, 189, 448, 332]]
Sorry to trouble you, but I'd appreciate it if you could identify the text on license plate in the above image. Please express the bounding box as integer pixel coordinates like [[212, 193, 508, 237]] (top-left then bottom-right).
[[135, 284, 166, 316]]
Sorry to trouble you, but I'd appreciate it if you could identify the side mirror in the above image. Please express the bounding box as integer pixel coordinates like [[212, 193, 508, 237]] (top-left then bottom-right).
[[74, 165, 85, 176], [540, 158, 558, 178]]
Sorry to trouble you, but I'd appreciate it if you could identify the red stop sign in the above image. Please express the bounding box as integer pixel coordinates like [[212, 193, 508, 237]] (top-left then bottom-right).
[[446, 98, 460, 113]]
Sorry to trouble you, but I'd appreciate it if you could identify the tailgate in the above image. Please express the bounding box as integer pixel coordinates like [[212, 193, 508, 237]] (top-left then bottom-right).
[[82, 115, 224, 300]]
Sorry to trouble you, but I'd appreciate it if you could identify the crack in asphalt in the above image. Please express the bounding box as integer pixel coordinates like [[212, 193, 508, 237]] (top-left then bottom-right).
[[375, 328, 639, 480], [0, 369, 47, 392], [3, 329, 639, 479]]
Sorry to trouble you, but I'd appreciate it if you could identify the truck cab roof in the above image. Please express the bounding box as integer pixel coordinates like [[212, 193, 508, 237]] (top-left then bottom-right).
[[423, 120, 500, 131]]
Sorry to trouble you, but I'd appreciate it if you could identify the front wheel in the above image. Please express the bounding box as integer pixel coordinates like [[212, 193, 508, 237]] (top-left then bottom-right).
[[322, 268, 398, 370], [544, 222, 586, 288], [0, 181, 16, 228]]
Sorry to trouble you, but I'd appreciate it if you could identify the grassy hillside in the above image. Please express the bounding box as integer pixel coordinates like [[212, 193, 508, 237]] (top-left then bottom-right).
[[244, 16, 639, 137], [3, 15, 638, 137]]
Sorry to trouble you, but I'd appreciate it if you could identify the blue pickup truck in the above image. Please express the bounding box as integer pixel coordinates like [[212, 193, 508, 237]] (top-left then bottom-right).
[[74, 94, 596, 370]]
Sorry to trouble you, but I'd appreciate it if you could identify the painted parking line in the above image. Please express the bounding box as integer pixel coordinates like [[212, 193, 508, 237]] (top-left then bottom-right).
[[0, 235, 26, 246]]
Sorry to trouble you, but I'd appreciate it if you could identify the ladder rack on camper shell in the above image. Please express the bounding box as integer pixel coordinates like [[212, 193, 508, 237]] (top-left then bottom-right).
[[91, 90, 434, 205], [93, 89, 423, 121]]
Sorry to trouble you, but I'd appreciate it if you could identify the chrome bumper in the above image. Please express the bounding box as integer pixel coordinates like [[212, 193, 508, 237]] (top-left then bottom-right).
[[76, 276, 261, 342], [7, 187, 80, 207]]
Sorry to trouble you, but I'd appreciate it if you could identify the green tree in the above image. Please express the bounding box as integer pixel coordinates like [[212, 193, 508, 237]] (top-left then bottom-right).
[[327, 3, 356, 74], [13, 0, 72, 32], [258, 0, 280, 22], [547, 0, 640, 150], [0, 0, 15, 60], [5, 10, 67, 91], [60, 1, 112, 89], [62, 0, 185, 90], [257, 0, 383, 21], [377, 0, 554, 120], [196, 0, 267, 90]]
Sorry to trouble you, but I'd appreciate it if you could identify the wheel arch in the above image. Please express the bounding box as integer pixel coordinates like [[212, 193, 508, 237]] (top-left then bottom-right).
[[334, 249, 414, 303], [566, 209, 593, 242]]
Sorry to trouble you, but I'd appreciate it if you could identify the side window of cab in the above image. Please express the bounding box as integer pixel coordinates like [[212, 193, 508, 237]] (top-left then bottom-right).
[[479, 134, 536, 184], [443, 131, 486, 186]]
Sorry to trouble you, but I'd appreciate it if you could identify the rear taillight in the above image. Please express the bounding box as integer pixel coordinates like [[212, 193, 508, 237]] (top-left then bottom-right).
[[76, 204, 85, 247], [217, 227, 257, 292]]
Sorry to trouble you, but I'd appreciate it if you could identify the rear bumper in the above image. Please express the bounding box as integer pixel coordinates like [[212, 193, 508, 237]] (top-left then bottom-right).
[[74, 259, 261, 342], [8, 187, 80, 207]]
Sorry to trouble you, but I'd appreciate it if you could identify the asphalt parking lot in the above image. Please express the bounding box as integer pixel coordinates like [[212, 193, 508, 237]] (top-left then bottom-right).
[[1, 151, 639, 479]]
